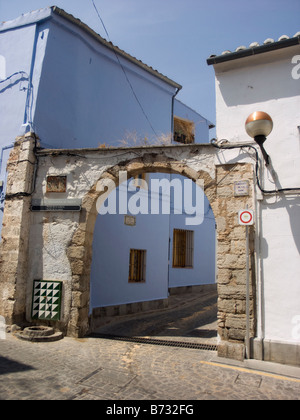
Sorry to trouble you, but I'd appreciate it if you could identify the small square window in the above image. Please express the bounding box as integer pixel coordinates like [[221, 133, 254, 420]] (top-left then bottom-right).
[[174, 116, 195, 144], [129, 249, 147, 283], [46, 176, 67, 193]]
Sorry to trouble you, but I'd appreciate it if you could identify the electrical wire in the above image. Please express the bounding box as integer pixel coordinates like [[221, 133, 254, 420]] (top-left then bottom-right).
[[0, 71, 29, 85], [211, 139, 300, 194], [91, 0, 159, 140]]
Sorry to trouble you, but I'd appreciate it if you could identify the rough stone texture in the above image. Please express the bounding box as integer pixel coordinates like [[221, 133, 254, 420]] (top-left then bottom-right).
[[0, 134, 38, 325], [214, 164, 256, 359], [0, 137, 256, 361]]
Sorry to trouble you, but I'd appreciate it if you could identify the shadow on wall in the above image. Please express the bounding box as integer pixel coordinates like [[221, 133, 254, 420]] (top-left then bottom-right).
[[265, 159, 300, 254], [218, 59, 299, 107], [264, 196, 300, 254]]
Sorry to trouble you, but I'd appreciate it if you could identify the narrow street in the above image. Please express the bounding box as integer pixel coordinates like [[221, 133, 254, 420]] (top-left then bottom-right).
[[92, 288, 218, 347], [1, 325, 300, 400], [1, 287, 300, 401]]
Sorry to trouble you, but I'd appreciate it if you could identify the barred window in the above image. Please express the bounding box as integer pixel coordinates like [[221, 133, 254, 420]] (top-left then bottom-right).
[[129, 249, 147, 283], [172, 229, 194, 268]]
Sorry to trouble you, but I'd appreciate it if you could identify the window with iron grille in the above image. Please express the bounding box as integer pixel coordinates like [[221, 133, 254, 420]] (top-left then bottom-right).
[[172, 229, 194, 268], [129, 249, 147, 283]]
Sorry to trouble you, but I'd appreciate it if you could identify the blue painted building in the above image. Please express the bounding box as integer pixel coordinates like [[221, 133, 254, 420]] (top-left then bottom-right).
[[0, 7, 215, 313]]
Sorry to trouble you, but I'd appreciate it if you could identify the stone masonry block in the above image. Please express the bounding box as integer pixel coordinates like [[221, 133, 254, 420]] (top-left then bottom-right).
[[70, 259, 85, 275], [67, 246, 85, 260], [218, 253, 246, 270], [218, 341, 245, 361]]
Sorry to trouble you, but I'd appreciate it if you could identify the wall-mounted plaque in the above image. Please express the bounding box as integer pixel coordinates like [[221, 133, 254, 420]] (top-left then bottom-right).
[[234, 180, 249, 197], [46, 176, 67, 193], [124, 215, 136, 226]]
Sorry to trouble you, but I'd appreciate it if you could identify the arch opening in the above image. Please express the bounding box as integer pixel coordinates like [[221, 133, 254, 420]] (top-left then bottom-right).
[[66, 157, 218, 338], [89, 169, 217, 343]]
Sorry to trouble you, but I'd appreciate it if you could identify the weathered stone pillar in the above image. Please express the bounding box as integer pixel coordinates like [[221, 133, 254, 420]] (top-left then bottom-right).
[[0, 133, 38, 325], [215, 163, 256, 361], [66, 187, 100, 337]]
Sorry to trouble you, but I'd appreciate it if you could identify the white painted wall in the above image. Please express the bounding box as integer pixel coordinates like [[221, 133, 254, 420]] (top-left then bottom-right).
[[212, 45, 300, 344]]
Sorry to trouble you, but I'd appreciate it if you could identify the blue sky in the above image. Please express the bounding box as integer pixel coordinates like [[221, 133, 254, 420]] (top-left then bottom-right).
[[1, 0, 299, 130]]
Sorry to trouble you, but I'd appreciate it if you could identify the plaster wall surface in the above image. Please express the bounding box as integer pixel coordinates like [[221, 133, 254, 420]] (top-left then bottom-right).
[[0, 24, 36, 147]]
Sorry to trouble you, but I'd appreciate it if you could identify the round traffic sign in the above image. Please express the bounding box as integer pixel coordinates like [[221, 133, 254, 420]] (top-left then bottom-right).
[[239, 210, 254, 225]]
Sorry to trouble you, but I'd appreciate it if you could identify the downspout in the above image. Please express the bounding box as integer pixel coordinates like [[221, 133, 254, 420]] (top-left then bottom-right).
[[23, 23, 40, 132], [171, 87, 181, 143]]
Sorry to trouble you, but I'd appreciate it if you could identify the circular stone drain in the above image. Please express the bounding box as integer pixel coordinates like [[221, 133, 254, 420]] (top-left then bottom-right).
[[24, 326, 55, 337], [15, 326, 63, 342]]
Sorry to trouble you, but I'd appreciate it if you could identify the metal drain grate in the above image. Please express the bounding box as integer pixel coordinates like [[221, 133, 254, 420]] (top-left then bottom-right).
[[90, 333, 218, 351]]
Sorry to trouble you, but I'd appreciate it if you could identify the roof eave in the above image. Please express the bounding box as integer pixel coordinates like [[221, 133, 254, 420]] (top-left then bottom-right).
[[207, 35, 300, 66]]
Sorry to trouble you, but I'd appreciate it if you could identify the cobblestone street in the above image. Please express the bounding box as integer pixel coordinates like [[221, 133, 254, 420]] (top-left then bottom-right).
[[93, 288, 218, 347], [0, 332, 300, 400]]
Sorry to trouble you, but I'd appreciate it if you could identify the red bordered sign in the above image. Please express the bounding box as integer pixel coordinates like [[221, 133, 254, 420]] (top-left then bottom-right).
[[238, 209, 254, 225]]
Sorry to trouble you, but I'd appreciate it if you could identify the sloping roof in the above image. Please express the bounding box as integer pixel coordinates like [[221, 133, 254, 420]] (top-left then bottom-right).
[[0, 6, 182, 90], [207, 31, 300, 66]]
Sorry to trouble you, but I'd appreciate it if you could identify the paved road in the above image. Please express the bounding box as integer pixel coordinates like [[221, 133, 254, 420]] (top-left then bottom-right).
[[93, 289, 218, 346], [1, 289, 300, 400], [1, 332, 300, 400]]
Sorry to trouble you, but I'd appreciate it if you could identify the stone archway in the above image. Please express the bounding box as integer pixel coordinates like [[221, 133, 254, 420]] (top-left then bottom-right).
[[66, 154, 256, 360], [66, 157, 216, 336], [0, 136, 256, 361]]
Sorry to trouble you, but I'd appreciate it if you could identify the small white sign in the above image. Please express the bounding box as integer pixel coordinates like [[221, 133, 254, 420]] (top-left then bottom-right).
[[238, 209, 254, 225], [234, 180, 249, 197]]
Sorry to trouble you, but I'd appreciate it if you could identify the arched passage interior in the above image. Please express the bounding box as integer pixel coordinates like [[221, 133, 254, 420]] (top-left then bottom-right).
[[89, 170, 217, 334]]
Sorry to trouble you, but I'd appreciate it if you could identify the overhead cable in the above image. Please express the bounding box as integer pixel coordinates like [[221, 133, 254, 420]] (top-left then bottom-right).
[[91, 0, 159, 140]]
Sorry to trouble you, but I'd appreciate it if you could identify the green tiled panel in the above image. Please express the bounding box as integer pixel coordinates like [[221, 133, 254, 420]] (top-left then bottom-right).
[[31, 280, 62, 321]]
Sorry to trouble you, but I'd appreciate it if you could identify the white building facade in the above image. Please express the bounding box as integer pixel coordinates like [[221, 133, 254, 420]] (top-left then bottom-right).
[[207, 32, 300, 364]]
